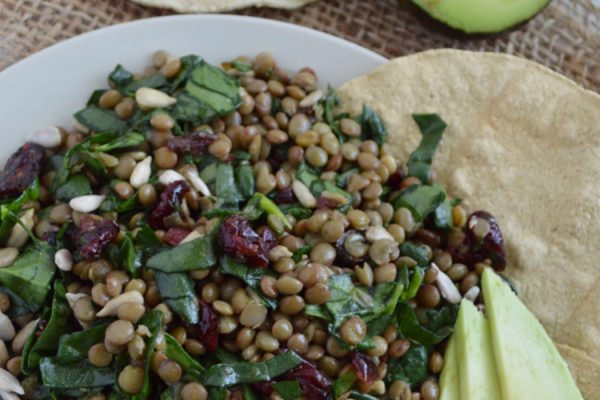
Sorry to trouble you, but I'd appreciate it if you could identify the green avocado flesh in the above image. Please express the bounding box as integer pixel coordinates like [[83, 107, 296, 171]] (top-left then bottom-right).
[[412, 0, 550, 33], [455, 300, 501, 400], [439, 335, 459, 400], [482, 269, 583, 400]]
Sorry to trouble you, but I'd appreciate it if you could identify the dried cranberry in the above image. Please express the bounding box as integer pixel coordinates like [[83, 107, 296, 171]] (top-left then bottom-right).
[[316, 196, 342, 209], [219, 215, 274, 267], [0, 143, 44, 200], [351, 352, 379, 384], [335, 230, 367, 268], [386, 169, 406, 191], [149, 181, 190, 230], [43, 230, 58, 246], [273, 188, 296, 205], [464, 211, 506, 271], [163, 228, 191, 247], [257, 226, 277, 255], [284, 360, 332, 400], [251, 382, 274, 396], [188, 301, 219, 353], [69, 217, 119, 261], [167, 131, 216, 157], [228, 388, 243, 400], [268, 146, 290, 171]]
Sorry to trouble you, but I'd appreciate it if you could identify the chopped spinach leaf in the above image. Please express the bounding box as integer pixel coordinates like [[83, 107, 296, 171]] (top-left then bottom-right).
[[333, 370, 357, 398], [399, 242, 431, 268], [392, 184, 446, 222], [109, 65, 134, 90], [155, 271, 199, 324], [22, 281, 73, 373], [121, 233, 142, 277], [235, 163, 255, 200], [74, 106, 129, 134], [232, 60, 253, 73], [201, 351, 303, 387], [360, 105, 387, 145], [92, 132, 145, 153], [318, 85, 342, 138], [0, 179, 40, 244], [385, 344, 429, 389], [216, 163, 244, 207], [0, 243, 55, 314], [407, 114, 447, 183], [124, 74, 169, 95], [40, 358, 115, 389], [147, 235, 216, 272], [56, 323, 109, 363], [219, 256, 277, 309], [273, 381, 303, 400], [397, 302, 457, 346], [55, 174, 92, 202], [164, 333, 204, 372]]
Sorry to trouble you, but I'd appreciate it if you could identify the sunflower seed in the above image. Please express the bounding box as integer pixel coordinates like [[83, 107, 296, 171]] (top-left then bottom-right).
[[135, 87, 177, 109], [69, 195, 106, 213], [130, 156, 152, 188], [27, 127, 62, 148]]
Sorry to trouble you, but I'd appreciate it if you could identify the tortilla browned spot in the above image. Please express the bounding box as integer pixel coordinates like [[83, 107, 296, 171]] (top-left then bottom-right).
[[337, 49, 600, 398], [129, 0, 313, 12]]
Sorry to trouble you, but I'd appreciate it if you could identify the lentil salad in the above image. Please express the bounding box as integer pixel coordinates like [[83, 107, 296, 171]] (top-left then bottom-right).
[[0, 51, 507, 400]]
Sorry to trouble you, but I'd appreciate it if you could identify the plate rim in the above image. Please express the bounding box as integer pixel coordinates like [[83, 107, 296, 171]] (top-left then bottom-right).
[[1, 14, 387, 76]]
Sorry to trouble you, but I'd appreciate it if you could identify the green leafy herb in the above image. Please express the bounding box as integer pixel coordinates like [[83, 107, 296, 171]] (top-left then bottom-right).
[[291, 245, 312, 262], [0, 179, 40, 243], [397, 302, 458, 346], [360, 105, 387, 145], [22, 281, 73, 373], [336, 168, 359, 188], [124, 74, 169, 94], [407, 114, 447, 183], [325, 274, 404, 329], [333, 370, 357, 398], [164, 333, 204, 372], [55, 174, 92, 202], [121, 233, 142, 277], [402, 266, 425, 300], [56, 323, 109, 364], [273, 381, 303, 400], [386, 344, 429, 389], [155, 271, 199, 324], [392, 184, 446, 222], [399, 241, 431, 267], [254, 193, 292, 230], [92, 132, 145, 153], [40, 358, 115, 389], [109, 65, 134, 89], [173, 62, 241, 124], [318, 85, 342, 138], [219, 256, 277, 309], [126, 310, 162, 400], [201, 351, 303, 387], [74, 106, 129, 134], [295, 163, 320, 188], [135, 224, 164, 258], [147, 235, 216, 272], [0, 243, 55, 315], [216, 164, 244, 207], [235, 163, 255, 200], [434, 197, 460, 230], [232, 60, 253, 73]]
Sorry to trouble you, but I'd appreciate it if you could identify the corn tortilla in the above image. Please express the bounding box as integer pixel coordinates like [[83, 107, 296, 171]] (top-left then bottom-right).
[[337, 49, 600, 398], [130, 0, 313, 12]]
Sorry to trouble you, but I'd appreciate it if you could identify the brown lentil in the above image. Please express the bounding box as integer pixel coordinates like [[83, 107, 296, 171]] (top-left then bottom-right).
[[118, 366, 145, 394], [88, 343, 113, 367], [389, 339, 411, 358]]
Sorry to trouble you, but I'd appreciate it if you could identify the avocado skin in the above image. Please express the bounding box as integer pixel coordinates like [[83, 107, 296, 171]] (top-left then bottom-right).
[[411, 0, 550, 34]]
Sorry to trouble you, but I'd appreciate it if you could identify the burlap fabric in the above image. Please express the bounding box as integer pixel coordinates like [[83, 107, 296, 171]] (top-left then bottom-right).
[[1, 0, 599, 91]]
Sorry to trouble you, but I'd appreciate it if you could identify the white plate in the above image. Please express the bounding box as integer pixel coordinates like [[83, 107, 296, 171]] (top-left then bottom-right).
[[0, 15, 386, 162]]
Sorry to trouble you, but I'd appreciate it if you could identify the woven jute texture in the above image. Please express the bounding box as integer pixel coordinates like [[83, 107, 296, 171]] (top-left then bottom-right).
[[1, 0, 599, 91]]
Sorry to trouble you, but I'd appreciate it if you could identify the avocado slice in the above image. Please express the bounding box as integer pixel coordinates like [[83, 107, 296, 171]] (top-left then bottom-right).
[[412, 0, 550, 34], [482, 269, 583, 400], [439, 335, 459, 400], [455, 300, 502, 400]]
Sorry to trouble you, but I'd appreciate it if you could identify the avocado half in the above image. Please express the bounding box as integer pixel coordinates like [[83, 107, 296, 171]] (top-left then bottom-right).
[[411, 0, 551, 34]]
